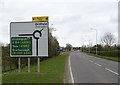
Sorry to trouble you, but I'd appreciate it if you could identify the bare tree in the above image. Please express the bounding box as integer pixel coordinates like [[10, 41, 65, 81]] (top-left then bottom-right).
[[65, 43, 72, 51], [101, 32, 116, 46]]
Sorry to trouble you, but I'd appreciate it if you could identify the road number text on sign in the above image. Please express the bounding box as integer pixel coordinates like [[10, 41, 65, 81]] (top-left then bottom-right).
[[11, 37, 32, 55]]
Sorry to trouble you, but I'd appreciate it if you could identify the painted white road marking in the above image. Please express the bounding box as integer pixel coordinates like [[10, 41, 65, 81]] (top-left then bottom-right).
[[69, 55, 75, 84], [89, 60, 93, 62], [105, 68, 119, 75], [94, 63, 102, 67], [89, 60, 119, 76]]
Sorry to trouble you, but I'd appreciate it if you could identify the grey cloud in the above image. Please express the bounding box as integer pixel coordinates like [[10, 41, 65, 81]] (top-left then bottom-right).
[[54, 15, 82, 25], [0, 0, 118, 47]]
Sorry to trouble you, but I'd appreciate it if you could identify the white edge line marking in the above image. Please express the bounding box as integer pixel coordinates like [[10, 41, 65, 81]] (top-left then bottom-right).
[[94, 63, 102, 67], [89, 60, 93, 62], [105, 68, 119, 75], [69, 55, 75, 84]]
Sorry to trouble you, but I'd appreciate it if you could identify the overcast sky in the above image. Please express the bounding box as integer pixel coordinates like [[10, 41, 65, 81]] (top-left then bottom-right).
[[0, 0, 119, 47]]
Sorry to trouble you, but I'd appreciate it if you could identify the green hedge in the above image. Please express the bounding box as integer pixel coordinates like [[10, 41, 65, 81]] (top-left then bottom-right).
[[91, 50, 120, 57]]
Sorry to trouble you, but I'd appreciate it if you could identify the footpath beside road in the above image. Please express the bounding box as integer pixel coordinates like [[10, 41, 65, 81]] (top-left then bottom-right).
[[65, 51, 119, 84]]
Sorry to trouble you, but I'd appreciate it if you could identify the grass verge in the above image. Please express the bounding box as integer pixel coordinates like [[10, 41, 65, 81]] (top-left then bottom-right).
[[2, 52, 69, 83], [86, 52, 120, 62]]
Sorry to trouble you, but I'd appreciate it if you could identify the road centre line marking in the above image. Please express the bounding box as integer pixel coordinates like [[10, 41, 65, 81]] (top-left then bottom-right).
[[89, 60, 93, 62], [94, 63, 102, 67], [88, 56, 119, 76], [69, 55, 75, 84], [105, 68, 119, 75], [89, 59, 119, 76]]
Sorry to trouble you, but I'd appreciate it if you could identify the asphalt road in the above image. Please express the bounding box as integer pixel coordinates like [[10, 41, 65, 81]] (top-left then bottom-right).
[[69, 51, 119, 83]]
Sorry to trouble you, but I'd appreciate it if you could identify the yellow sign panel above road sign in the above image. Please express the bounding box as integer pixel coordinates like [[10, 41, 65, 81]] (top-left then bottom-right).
[[32, 16, 48, 21]]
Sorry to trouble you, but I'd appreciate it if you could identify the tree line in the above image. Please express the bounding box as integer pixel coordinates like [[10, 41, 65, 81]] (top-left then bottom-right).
[[82, 32, 119, 57], [63, 32, 119, 58]]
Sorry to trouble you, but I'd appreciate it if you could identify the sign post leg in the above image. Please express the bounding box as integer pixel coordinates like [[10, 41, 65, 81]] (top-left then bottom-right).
[[18, 58, 21, 72], [38, 58, 40, 73], [28, 58, 30, 72]]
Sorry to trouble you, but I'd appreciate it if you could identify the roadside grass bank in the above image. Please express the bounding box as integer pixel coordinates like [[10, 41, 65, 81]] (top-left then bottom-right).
[[85, 52, 120, 62], [2, 52, 69, 83]]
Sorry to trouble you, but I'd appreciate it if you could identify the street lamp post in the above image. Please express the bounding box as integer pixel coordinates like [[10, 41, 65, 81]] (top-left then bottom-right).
[[81, 37, 86, 52], [91, 28, 98, 55], [88, 40, 91, 53], [50, 24, 56, 32]]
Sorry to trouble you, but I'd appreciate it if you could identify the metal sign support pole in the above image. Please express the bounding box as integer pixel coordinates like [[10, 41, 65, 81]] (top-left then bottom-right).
[[18, 58, 21, 72], [28, 58, 30, 72], [38, 58, 40, 73]]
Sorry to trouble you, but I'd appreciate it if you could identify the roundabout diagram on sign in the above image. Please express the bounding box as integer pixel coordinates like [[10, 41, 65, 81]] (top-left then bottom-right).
[[19, 28, 44, 56]]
